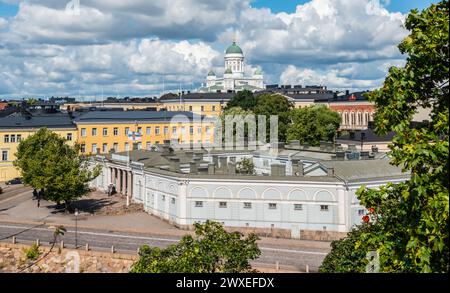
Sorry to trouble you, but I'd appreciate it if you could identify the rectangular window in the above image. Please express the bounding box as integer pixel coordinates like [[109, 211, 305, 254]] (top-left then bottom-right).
[[243, 202, 252, 209], [164, 126, 169, 135], [197, 126, 202, 134], [17, 134, 22, 142], [113, 143, 118, 152], [102, 128, 108, 136], [320, 205, 329, 211], [146, 127, 151, 135], [92, 128, 97, 136], [189, 126, 194, 135], [92, 144, 97, 154], [294, 204, 303, 211], [219, 202, 227, 208], [81, 128, 86, 137], [268, 203, 277, 210], [113, 127, 118, 136], [4, 135, 9, 143], [125, 142, 130, 151], [102, 143, 108, 153], [10, 135, 15, 143], [201, 106, 204, 112], [155, 127, 160, 135], [2, 150, 8, 161], [137, 127, 142, 134], [195, 201, 203, 207], [212, 106, 216, 111], [172, 126, 177, 135], [189, 106, 193, 111], [66, 133, 72, 141], [146, 142, 151, 150], [125, 127, 130, 135], [171, 198, 176, 204], [162, 195, 165, 201], [358, 209, 365, 216], [80, 144, 86, 153]]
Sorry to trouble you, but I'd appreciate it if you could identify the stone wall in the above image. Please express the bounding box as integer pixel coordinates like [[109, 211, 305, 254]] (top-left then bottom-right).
[[0, 242, 137, 273]]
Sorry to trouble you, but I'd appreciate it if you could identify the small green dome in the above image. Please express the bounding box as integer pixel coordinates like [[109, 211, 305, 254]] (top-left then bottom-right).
[[254, 68, 263, 75], [207, 70, 216, 76], [225, 68, 232, 74], [225, 42, 243, 54]]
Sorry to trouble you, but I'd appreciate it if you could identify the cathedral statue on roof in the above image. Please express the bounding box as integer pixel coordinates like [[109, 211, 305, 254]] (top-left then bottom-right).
[[199, 41, 265, 93]]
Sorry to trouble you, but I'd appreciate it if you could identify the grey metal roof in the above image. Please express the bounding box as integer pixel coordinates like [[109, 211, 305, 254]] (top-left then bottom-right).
[[321, 159, 409, 181], [74, 111, 204, 123], [0, 112, 75, 129]]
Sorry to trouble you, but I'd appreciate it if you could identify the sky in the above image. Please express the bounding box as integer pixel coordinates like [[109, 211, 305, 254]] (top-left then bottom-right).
[[0, 0, 440, 99]]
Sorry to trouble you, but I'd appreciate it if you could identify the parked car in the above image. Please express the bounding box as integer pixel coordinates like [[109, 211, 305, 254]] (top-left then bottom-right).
[[5, 178, 22, 185]]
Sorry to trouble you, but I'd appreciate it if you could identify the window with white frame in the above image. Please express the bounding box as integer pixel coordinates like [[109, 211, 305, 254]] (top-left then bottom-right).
[[268, 203, 277, 210], [195, 201, 203, 207], [219, 202, 227, 208], [243, 202, 252, 209], [10, 135, 15, 143], [113, 127, 119, 136], [358, 209, 365, 216], [320, 205, 329, 211], [2, 150, 8, 161], [146, 127, 151, 135], [92, 128, 97, 136], [81, 128, 86, 137]]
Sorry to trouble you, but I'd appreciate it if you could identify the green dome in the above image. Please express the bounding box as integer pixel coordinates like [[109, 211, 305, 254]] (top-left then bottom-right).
[[207, 70, 216, 76], [254, 68, 263, 75], [225, 42, 243, 54]]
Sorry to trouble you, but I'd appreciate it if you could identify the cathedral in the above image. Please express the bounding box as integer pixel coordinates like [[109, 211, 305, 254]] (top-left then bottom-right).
[[199, 41, 265, 93]]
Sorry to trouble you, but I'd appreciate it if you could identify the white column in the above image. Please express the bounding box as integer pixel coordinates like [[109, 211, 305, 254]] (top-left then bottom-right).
[[337, 187, 347, 232], [178, 181, 188, 225]]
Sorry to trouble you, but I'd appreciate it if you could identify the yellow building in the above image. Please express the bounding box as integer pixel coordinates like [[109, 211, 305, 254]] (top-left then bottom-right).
[[0, 113, 77, 181], [157, 92, 234, 117], [74, 111, 215, 155]]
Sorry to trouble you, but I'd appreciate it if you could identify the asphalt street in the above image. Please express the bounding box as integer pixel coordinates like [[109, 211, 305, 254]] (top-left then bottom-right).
[[0, 222, 329, 272]]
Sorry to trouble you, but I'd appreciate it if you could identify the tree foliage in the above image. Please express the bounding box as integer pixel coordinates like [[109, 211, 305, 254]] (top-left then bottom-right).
[[225, 90, 256, 111], [236, 158, 255, 175], [253, 93, 294, 142], [14, 128, 101, 211], [322, 1, 449, 273], [130, 221, 261, 273], [286, 105, 341, 146]]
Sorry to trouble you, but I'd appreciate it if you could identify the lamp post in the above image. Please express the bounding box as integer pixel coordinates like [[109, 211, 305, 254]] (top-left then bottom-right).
[[360, 132, 366, 152], [74, 209, 79, 249]]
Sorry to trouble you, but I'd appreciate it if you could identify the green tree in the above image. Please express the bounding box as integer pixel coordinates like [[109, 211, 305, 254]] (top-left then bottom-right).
[[130, 221, 261, 273], [218, 106, 255, 144], [236, 158, 255, 175], [286, 105, 341, 146], [225, 90, 256, 111], [14, 128, 101, 212], [322, 1, 449, 273], [253, 93, 294, 143]]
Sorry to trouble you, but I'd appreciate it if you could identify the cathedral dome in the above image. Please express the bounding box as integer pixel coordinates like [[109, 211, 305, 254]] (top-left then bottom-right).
[[225, 42, 243, 54], [207, 70, 216, 76], [254, 68, 263, 75]]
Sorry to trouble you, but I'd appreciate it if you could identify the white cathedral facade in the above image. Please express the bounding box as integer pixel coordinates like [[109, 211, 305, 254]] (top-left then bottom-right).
[[199, 42, 265, 93]]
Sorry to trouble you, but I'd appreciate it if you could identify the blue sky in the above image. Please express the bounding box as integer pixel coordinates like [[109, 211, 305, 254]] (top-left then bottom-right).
[[0, 0, 442, 98], [251, 0, 439, 14]]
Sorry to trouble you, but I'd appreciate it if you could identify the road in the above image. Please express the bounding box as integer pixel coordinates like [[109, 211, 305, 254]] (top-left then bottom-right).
[[0, 222, 329, 272]]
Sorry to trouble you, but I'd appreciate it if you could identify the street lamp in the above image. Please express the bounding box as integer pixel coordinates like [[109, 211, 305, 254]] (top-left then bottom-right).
[[360, 132, 366, 151], [74, 209, 79, 249]]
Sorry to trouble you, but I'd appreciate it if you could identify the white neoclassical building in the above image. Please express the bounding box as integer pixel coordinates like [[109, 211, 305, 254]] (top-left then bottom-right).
[[89, 143, 409, 240], [199, 41, 265, 93]]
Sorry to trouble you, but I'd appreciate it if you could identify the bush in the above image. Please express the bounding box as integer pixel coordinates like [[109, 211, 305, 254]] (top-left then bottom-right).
[[24, 243, 41, 261]]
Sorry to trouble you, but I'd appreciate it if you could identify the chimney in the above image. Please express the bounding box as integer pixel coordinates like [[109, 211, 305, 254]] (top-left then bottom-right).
[[292, 160, 304, 176], [190, 161, 198, 174], [169, 157, 181, 173], [228, 161, 236, 175], [208, 163, 215, 175], [219, 157, 228, 173], [327, 167, 334, 177]]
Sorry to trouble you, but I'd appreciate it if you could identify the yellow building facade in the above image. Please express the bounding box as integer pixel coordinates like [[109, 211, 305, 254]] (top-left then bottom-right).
[[74, 111, 215, 155], [0, 118, 77, 181]]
